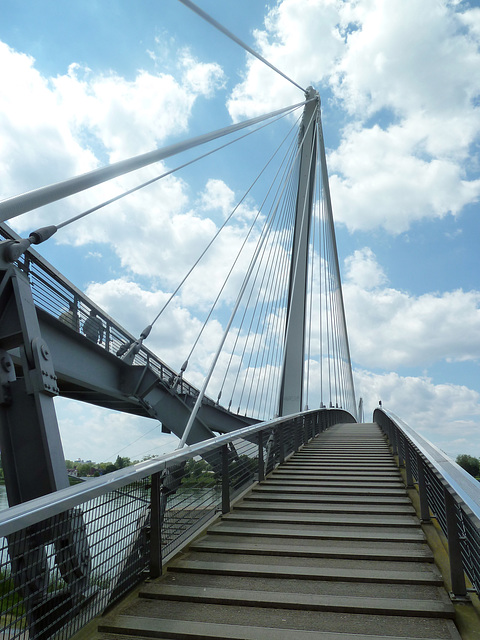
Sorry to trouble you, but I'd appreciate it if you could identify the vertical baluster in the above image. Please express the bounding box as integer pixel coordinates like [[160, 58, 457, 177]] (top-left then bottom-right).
[[258, 431, 265, 482], [404, 440, 414, 488], [149, 472, 162, 578], [444, 488, 468, 599], [416, 453, 430, 523], [278, 424, 285, 464], [222, 445, 230, 514]]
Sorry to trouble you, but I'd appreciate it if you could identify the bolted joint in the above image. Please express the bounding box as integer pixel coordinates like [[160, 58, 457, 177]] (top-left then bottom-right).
[[29, 338, 59, 396]]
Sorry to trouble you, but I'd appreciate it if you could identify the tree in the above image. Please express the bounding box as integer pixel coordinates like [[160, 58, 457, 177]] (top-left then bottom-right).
[[456, 454, 480, 478], [115, 456, 131, 469]]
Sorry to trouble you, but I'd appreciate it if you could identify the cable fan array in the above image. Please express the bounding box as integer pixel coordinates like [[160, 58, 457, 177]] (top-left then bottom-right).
[[171, 105, 356, 424]]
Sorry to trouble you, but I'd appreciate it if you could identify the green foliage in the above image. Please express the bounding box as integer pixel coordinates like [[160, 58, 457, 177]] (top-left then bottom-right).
[[182, 458, 217, 487], [456, 454, 480, 478], [0, 571, 25, 619], [115, 456, 131, 469]]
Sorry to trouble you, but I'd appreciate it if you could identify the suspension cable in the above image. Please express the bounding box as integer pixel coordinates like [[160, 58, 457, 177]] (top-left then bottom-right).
[[178, 0, 306, 94], [55, 106, 303, 232], [0, 100, 308, 222]]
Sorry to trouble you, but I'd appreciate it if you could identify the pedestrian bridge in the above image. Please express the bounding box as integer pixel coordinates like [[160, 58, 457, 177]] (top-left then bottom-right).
[[2, 410, 480, 639], [0, 5, 479, 635]]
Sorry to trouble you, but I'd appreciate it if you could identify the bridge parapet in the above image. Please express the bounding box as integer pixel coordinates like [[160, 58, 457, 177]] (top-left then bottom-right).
[[0, 223, 201, 401], [375, 407, 480, 602], [0, 407, 353, 640]]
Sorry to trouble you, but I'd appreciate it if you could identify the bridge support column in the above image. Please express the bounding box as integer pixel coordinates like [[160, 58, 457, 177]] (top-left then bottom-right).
[[0, 243, 92, 638], [278, 88, 319, 416]]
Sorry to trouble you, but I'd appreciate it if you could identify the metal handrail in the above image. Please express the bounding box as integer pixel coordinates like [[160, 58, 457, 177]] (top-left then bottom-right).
[[374, 407, 480, 598], [0, 407, 354, 538], [379, 408, 480, 519]]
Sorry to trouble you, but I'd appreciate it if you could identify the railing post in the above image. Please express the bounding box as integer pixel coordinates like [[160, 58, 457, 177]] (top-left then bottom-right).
[[105, 321, 111, 353], [444, 488, 468, 600], [415, 452, 431, 523], [404, 440, 414, 488], [392, 425, 399, 457], [398, 432, 405, 468], [293, 418, 300, 452], [278, 424, 285, 464], [258, 431, 265, 482], [149, 472, 162, 579], [221, 445, 230, 514]]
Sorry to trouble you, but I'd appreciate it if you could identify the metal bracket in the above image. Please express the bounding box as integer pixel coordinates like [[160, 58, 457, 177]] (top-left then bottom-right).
[[28, 337, 59, 396]]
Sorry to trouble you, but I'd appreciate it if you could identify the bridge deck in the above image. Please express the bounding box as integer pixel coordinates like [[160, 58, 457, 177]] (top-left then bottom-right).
[[94, 423, 461, 640]]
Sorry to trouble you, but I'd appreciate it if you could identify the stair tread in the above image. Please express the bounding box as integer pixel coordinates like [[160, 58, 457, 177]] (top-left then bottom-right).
[[191, 538, 433, 561], [99, 615, 459, 640], [237, 501, 415, 514], [210, 523, 425, 541], [168, 559, 443, 585], [224, 512, 419, 526], [140, 584, 454, 617]]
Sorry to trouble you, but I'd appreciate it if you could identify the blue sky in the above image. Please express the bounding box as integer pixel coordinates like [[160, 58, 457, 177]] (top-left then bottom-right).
[[0, 0, 480, 462]]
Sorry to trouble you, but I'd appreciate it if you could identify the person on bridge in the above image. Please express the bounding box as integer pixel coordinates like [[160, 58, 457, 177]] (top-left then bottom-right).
[[83, 310, 104, 344], [59, 301, 79, 331]]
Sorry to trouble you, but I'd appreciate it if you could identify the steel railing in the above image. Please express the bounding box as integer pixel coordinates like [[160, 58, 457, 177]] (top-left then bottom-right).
[[0, 223, 202, 402], [0, 407, 354, 640], [374, 407, 480, 600]]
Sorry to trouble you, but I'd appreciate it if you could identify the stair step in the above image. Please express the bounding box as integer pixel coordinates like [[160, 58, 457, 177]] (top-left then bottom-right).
[[191, 538, 434, 562], [235, 501, 415, 515], [98, 615, 460, 640], [254, 485, 406, 496], [224, 512, 419, 527], [168, 559, 443, 585], [209, 523, 425, 542], [248, 491, 411, 505], [271, 473, 401, 481], [264, 479, 405, 488], [140, 584, 454, 618]]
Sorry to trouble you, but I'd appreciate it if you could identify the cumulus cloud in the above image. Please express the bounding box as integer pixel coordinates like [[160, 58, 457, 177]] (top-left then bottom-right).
[[55, 397, 178, 462], [355, 369, 480, 458], [227, 0, 480, 233], [343, 248, 480, 368]]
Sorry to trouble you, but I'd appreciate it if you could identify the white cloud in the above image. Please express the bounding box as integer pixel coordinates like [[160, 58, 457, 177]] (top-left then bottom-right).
[[181, 50, 226, 97], [344, 246, 387, 289], [55, 397, 178, 462], [227, 0, 480, 233], [0, 43, 98, 199], [344, 248, 480, 368], [355, 369, 480, 458], [328, 122, 480, 233]]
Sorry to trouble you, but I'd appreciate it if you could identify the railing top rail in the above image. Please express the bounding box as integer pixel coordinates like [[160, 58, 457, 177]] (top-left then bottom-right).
[[0, 407, 354, 537], [375, 407, 480, 521]]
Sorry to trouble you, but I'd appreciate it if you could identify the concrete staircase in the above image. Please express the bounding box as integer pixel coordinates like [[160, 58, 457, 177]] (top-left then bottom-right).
[[97, 423, 461, 639]]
